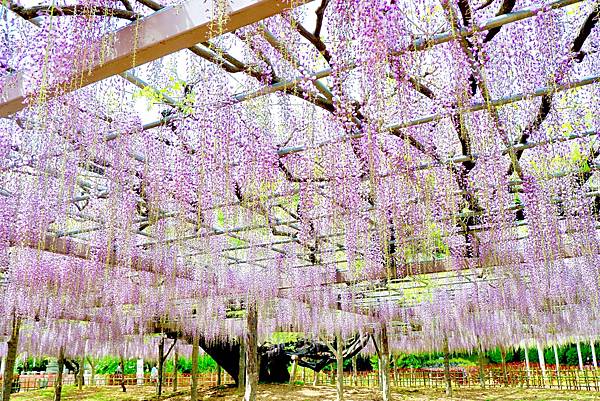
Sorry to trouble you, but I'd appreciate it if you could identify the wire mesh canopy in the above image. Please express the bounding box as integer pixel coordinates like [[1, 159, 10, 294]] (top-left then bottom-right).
[[0, 0, 599, 359]]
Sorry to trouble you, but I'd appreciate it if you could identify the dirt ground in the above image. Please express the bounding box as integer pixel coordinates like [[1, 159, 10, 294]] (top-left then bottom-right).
[[10, 384, 600, 401]]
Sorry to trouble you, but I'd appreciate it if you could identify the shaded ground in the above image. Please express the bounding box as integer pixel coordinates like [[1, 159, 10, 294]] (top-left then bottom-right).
[[10, 384, 600, 401]]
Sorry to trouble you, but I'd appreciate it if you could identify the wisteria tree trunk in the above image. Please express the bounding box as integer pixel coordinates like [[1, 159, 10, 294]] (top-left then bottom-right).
[[54, 346, 65, 401], [244, 302, 258, 401], [86, 357, 95, 386], [1, 317, 20, 401], [217, 364, 221, 386], [119, 357, 126, 392], [335, 332, 344, 401], [191, 336, 199, 401], [77, 356, 84, 390], [443, 339, 452, 397], [379, 325, 391, 401]]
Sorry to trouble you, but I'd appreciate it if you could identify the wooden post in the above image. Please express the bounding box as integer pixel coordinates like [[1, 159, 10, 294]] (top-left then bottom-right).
[[173, 350, 179, 392], [477, 344, 486, 388], [54, 346, 65, 401], [379, 325, 391, 401], [536, 341, 546, 385], [244, 301, 258, 401], [238, 338, 246, 389], [313, 369, 318, 386], [443, 338, 452, 397], [335, 332, 344, 401], [500, 346, 508, 386], [1, 317, 20, 401], [553, 344, 560, 376], [217, 364, 222, 386], [591, 340, 598, 368], [576, 342, 584, 371], [289, 356, 298, 385], [157, 337, 165, 396], [524, 346, 531, 386], [191, 336, 199, 401], [352, 356, 358, 387]]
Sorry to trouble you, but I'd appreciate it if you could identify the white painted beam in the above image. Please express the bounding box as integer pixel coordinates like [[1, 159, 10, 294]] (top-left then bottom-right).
[[0, 0, 308, 117]]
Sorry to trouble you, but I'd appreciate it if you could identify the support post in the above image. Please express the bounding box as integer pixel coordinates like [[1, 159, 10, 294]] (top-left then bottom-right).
[[289, 356, 298, 386], [238, 338, 246, 389], [553, 344, 560, 376], [1, 317, 20, 401], [379, 325, 391, 401], [536, 341, 546, 384], [157, 337, 165, 396], [576, 342, 584, 371], [335, 332, 344, 401], [477, 343, 485, 388], [136, 359, 144, 386], [173, 350, 179, 392], [500, 346, 508, 385], [591, 340, 598, 368], [216, 364, 222, 387], [443, 338, 452, 397], [352, 356, 357, 387], [524, 346, 531, 386], [191, 336, 199, 401], [54, 346, 65, 401], [244, 301, 258, 401]]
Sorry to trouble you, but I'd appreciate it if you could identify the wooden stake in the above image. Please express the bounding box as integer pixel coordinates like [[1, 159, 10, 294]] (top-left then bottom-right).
[[576, 342, 584, 371], [173, 350, 179, 392], [536, 341, 546, 385], [477, 343, 485, 388], [553, 344, 560, 376], [190, 336, 199, 401], [336, 332, 344, 401], [352, 356, 358, 387], [443, 338, 452, 397], [591, 340, 598, 368], [157, 337, 165, 396], [244, 302, 258, 401], [289, 356, 298, 386]]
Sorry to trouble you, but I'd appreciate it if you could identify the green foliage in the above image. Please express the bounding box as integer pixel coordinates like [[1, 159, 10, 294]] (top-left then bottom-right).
[[95, 357, 137, 375]]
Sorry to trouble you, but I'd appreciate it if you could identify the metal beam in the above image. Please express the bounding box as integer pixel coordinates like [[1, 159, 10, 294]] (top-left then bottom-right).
[[0, 0, 308, 117]]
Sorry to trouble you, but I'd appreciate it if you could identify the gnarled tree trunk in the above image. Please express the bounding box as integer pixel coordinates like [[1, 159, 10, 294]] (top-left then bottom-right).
[[54, 346, 65, 401], [1, 317, 20, 401]]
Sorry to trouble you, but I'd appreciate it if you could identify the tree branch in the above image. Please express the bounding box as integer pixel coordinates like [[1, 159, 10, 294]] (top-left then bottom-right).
[[8, 4, 141, 20], [314, 0, 329, 38]]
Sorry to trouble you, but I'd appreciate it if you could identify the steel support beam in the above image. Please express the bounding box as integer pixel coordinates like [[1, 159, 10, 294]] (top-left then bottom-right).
[[0, 0, 308, 117]]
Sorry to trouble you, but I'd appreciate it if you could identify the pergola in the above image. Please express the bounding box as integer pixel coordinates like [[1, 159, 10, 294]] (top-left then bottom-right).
[[0, 0, 599, 400]]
